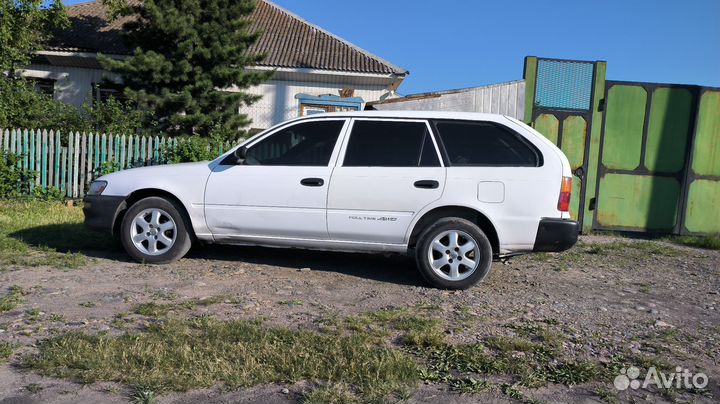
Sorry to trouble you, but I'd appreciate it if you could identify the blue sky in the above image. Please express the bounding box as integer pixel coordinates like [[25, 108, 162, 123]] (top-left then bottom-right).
[[64, 0, 720, 95]]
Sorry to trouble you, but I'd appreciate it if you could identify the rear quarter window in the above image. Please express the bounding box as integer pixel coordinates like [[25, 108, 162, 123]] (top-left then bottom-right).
[[433, 120, 542, 167]]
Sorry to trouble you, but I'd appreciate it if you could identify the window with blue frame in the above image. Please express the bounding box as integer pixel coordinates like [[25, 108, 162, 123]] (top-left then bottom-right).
[[295, 93, 363, 116]]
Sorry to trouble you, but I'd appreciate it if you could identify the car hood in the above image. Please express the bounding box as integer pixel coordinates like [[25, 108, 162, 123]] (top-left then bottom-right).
[[98, 161, 215, 198]]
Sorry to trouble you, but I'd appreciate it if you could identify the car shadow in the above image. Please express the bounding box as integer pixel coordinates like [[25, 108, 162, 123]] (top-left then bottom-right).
[[10, 224, 426, 287], [187, 244, 426, 287], [9, 223, 128, 260]]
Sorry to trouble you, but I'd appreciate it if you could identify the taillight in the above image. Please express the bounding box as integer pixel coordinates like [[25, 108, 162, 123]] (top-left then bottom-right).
[[558, 176, 572, 212]]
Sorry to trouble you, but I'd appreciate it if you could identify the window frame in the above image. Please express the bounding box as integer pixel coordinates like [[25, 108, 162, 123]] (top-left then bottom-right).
[[338, 118, 445, 168], [29, 78, 56, 96], [219, 117, 350, 167], [430, 119, 544, 168]]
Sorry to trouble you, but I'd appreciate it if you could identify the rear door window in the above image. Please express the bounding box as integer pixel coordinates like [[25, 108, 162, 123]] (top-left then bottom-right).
[[343, 120, 440, 167], [433, 120, 541, 167]]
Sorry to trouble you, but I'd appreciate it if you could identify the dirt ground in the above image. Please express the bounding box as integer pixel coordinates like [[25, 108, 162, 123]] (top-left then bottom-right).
[[0, 235, 718, 404]]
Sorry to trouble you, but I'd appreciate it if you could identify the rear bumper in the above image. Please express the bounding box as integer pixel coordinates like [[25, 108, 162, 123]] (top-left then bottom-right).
[[83, 195, 126, 234], [533, 218, 579, 252]]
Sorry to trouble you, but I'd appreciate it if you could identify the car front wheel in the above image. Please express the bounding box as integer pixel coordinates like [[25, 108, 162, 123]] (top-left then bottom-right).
[[120, 196, 192, 264], [415, 218, 493, 289]]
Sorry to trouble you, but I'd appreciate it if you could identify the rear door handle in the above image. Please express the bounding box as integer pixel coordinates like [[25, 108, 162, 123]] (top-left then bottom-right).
[[414, 180, 439, 189], [300, 177, 324, 187]]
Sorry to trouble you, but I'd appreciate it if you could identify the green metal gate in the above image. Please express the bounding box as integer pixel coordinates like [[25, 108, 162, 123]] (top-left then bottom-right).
[[525, 56, 719, 235], [681, 88, 720, 234], [524, 57, 605, 226], [593, 81, 698, 233]]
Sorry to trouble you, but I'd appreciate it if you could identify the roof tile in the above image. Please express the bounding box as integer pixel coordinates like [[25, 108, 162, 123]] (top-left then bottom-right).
[[48, 0, 407, 75]]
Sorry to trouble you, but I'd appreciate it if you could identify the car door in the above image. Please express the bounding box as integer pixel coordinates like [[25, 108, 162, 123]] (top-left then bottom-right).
[[204, 118, 348, 240], [327, 118, 446, 244]]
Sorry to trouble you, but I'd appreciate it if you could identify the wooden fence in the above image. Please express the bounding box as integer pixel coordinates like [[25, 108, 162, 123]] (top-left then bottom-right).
[[1, 128, 182, 198]]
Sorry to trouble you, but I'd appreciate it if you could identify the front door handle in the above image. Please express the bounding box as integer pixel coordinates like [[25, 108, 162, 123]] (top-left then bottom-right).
[[300, 177, 324, 187], [414, 180, 439, 189]]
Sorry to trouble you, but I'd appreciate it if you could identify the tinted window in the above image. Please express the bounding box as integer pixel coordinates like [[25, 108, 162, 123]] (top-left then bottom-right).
[[343, 120, 440, 167], [434, 121, 540, 166], [244, 120, 344, 166]]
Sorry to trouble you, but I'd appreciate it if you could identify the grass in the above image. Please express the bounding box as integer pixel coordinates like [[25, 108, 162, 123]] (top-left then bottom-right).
[[303, 383, 359, 404], [0, 200, 115, 270], [24, 317, 418, 402], [0, 342, 13, 362], [0, 285, 25, 312], [22, 304, 687, 402], [25, 383, 43, 394], [418, 320, 607, 392], [342, 307, 445, 347], [667, 234, 720, 250], [523, 239, 688, 268]]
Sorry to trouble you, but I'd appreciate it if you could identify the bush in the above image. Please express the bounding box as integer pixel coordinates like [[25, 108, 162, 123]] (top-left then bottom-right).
[[78, 91, 150, 136], [0, 78, 86, 133], [0, 79, 148, 144], [0, 152, 35, 198], [162, 136, 228, 163]]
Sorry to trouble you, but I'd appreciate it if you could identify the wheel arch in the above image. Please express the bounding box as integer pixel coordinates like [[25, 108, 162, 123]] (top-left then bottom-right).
[[112, 188, 196, 241], [408, 205, 500, 255]]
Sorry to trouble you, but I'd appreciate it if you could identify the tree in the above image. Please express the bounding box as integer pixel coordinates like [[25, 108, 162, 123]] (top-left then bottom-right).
[[0, 0, 68, 73], [100, 0, 272, 138], [0, 0, 75, 131]]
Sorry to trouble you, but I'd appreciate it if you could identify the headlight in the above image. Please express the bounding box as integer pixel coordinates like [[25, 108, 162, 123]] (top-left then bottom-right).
[[87, 180, 108, 195]]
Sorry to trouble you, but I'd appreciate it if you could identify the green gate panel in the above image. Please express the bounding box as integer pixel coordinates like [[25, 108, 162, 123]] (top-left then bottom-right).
[[534, 114, 559, 144], [596, 174, 680, 231], [691, 91, 720, 177], [569, 176, 582, 221], [561, 115, 587, 170], [684, 179, 720, 233], [645, 88, 692, 173], [602, 85, 647, 171]]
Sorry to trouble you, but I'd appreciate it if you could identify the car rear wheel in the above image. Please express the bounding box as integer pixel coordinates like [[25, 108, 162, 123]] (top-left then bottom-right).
[[120, 196, 192, 264], [415, 217, 493, 289]]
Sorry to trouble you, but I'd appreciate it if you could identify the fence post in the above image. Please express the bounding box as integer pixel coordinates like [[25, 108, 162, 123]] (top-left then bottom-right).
[[120, 134, 127, 169], [73, 132, 80, 198], [48, 130, 55, 189], [53, 132, 60, 189], [41, 129, 48, 188], [24, 129, 31, 172], [68, 132, 74, 198], [80, 133, 87, 197], [28, 129, 37, 185], [34, 129, 41, 186], [140, 135, 147, 164], [60, 147, 67, 196], [14, 130, 21, 168]]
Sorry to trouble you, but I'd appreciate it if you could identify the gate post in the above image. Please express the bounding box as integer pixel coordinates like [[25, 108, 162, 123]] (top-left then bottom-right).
[[582, 61, 606, 233]]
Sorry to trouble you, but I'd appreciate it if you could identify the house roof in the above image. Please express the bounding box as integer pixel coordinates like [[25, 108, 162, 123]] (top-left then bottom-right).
[[48, 0, 408, 76]]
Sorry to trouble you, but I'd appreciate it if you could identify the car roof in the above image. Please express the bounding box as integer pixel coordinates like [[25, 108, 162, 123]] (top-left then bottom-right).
[[292, 110, 511, 122]]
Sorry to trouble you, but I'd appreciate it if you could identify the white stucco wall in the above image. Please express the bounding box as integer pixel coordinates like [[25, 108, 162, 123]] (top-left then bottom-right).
[[24, 63, 395, 130], [25, 63, 111, 106], [239, 79, 390, 130]]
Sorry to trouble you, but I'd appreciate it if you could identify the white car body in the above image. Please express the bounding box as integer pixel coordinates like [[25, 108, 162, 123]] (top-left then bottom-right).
[[87, 111, 575, 259]]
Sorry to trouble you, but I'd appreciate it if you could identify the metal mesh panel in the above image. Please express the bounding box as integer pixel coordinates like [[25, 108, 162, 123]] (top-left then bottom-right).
[[535, 60, 594, 110]]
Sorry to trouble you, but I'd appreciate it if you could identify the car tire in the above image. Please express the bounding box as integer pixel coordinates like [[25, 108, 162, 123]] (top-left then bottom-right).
[[120, 196, 192, 264], [415, 217, 493, 290]]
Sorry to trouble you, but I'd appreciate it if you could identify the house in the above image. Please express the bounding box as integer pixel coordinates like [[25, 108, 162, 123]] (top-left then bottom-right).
[[22, 0, 408, 131], [367, 80, 525, 120]]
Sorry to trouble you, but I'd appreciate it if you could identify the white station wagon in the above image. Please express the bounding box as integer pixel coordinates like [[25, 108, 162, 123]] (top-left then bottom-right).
[[84, 111, 578, 289]]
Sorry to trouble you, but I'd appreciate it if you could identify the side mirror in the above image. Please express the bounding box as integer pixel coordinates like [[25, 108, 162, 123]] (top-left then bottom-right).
[[233, 146, 248, 165]]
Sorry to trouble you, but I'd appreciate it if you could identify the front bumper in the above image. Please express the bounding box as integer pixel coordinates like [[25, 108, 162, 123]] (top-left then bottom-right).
[[83, 195, 126, 234], [533, 218, 579, 252]]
